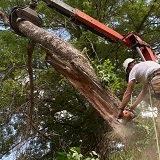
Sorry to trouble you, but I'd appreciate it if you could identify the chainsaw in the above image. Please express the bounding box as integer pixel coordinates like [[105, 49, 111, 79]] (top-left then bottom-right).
[[117, 109, 136, 124]]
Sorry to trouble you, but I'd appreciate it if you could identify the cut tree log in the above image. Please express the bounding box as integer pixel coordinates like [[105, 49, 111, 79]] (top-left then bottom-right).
[[16, 20, 139, 141]]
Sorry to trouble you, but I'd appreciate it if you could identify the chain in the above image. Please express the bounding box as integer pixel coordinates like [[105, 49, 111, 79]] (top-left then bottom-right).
[[29, 0, 38, 9]]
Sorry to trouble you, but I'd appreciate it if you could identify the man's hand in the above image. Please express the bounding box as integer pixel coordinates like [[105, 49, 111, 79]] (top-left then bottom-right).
[[117, 109, 124, 119]]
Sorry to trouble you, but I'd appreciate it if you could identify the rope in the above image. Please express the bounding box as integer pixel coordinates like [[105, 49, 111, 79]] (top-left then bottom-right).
[[148, 86, 160, 159]]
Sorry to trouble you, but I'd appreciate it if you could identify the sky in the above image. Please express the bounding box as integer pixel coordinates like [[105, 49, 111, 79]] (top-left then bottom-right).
[[1, 153, 16, 160]]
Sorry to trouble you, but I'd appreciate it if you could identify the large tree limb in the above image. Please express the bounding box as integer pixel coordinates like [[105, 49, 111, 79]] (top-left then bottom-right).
[[0, 9, 139, 140], [15, 20, 139, 140]]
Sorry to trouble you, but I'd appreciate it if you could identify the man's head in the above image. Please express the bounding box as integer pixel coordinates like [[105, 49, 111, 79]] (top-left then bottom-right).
[[123, 58, 135, 73]]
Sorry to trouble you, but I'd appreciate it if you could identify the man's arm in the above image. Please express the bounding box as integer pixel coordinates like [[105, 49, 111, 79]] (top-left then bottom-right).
[[119, 80, 135, 110], [129, 84, 148, 111], [117, 80, 135, 118]]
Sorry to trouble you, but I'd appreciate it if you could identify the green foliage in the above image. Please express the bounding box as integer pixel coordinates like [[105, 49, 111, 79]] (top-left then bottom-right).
[[56, 147, 99, 160], [92, 59, 121, 92]]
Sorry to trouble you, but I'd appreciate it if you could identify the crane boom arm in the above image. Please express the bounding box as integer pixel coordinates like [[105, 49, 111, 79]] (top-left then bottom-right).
[[42, 0, 124, 41], [9, 0, 157, 61], [42, 0, 157, 61]]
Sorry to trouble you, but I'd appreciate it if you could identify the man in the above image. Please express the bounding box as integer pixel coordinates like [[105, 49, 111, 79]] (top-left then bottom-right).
[[118, 58, 160, 119]]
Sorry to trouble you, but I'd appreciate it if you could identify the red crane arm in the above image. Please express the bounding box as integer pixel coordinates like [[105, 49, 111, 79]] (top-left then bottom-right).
[[75, 9, 124, 41], [43, 0, 157, 61]]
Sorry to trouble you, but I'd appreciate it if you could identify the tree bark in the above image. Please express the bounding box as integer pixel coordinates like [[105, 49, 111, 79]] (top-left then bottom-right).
[[16, 20, 138, 141]]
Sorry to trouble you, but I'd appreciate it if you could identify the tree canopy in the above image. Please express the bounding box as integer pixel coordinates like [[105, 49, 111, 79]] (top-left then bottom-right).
[[0, 0, 160, 159]]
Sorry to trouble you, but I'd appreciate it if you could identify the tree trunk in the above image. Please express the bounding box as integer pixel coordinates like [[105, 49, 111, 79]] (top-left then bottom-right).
[[17, 20, 138, 141]]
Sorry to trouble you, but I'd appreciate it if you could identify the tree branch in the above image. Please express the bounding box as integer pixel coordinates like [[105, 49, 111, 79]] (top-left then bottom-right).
[[136, 0, 157, 33], [0, 11, 9, 26], [27, 40, 36, 124]]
